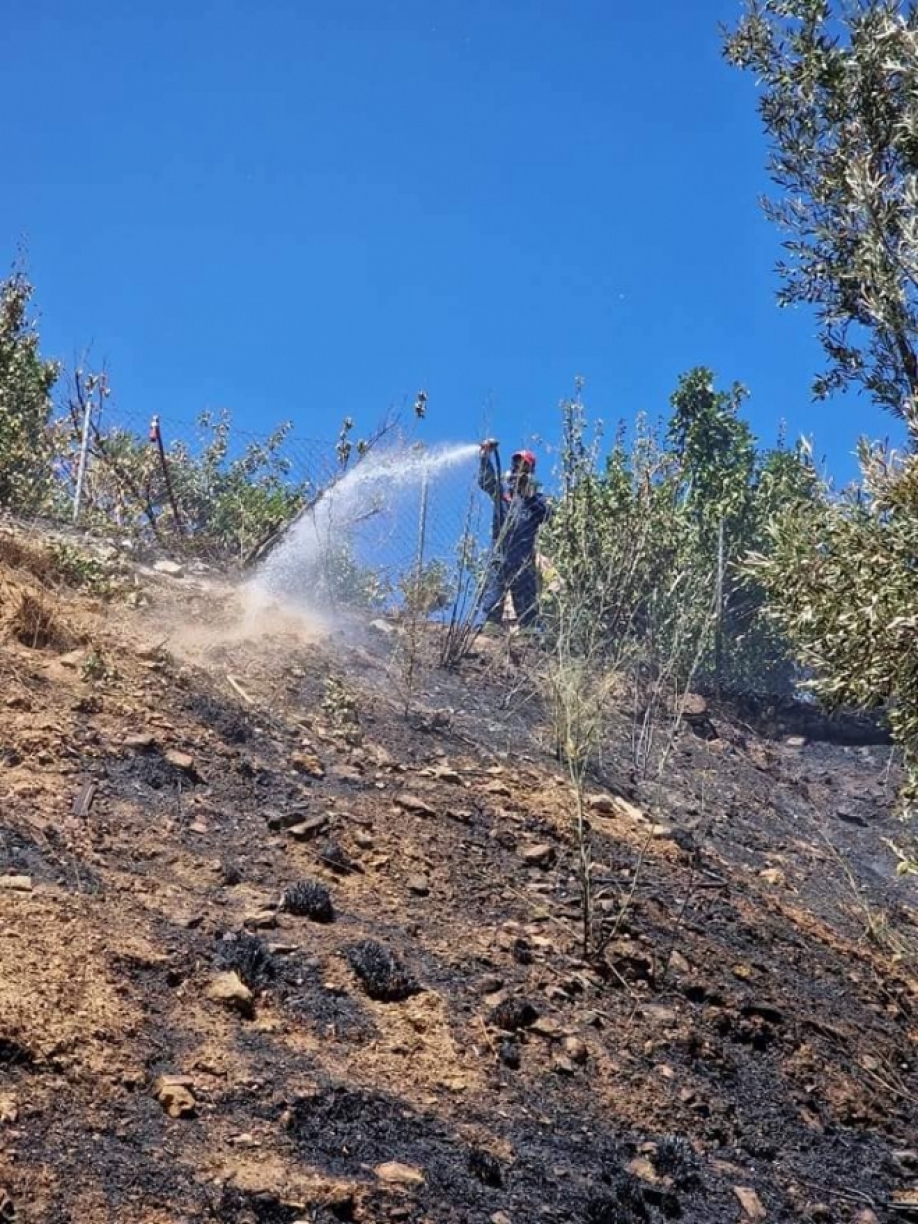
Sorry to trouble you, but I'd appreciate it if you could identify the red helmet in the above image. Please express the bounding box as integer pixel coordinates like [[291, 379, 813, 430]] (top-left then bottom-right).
[[511, 449, 537, 472]]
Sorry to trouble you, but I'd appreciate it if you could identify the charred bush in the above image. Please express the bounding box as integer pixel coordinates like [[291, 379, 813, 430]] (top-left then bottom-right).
[[183, 693, 250, 745], [216, 1186, 302, 1223], [220, 861, 243, 886], [321, 840, 358, 875], [345, 939, 419, 1002], [0, 1037, 34, 1070], [282, 879, 334, 923], [655, 1135, 700, 1189], [584, 1172, 648, 1222], [489, 997, 538, 1032], [468, 1148, 503, 1188], [499, 1038, 521, 1068], [512, 937, 533, 965], [215, 932, 276, 990]]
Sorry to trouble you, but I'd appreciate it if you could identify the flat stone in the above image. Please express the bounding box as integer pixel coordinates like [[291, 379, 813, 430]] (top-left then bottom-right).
[[641, 1004, 679, 1026], [530, 1016, 563, 1039], [374, 1161, 425, 1185], [164, 749, 195, 773], [0, 876, 32, 893], [153, 559, 184, 577], [332, 765, 364, 785], [353, 830, 375, 850], [123, 732, 155, 750], [734, 1186, 767, 1221], [588, 793, 645, 823], [487, 781, 513, 798], [433, 766, 461, 783], [206, 971, 254, 1018], [394, 792, 436, 816], [587, 793, 615, 812], [291, 752, 325, 779], [287, 815, 329, 841], [519, 843, 555, 867], [265, 808, 309, 831], [407, 874, 430, 896]]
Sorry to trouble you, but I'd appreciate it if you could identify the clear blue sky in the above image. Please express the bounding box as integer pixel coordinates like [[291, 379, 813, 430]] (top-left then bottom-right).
[[1, 0, 904, 485]]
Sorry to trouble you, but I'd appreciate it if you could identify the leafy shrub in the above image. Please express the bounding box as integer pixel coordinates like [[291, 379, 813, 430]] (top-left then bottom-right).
[[748, 442, 918, 828], [0, 267, 59, 511]]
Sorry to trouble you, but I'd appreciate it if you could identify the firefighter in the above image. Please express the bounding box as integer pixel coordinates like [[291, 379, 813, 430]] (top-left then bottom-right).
[[475, 440, 552, 633]]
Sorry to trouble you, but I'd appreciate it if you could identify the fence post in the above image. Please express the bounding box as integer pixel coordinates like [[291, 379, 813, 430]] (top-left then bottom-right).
[[714, 518, 725, 698], [149, 415, 184, 536], [72, 383, 94, 523], [412, 467, 430, 605]]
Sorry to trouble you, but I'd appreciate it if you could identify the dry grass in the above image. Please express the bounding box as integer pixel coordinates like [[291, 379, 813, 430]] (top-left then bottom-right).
[[0, 532, 58, 586], [3, 589, 79, 652]]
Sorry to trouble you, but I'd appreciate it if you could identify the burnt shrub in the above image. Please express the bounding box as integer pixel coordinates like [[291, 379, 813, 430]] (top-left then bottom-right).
[[345, 940, 419, 1002], [655, 1134, 700, 1189], [489, 998, 538, 1032], [215, 932, 276, 990], [282, 879, 334, 923], [468, 1148, 502, 1188], [584, 1172, 648, 1222]]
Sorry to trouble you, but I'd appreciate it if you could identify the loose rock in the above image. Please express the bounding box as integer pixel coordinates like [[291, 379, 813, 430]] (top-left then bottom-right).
[[153, 1075, 196, 1118], [734, 1186, 767, 1221], [291, 752, 325, 779], [407, 874, 430, 896], [0, 876, 32, 893], [123, 732, 155, 750], [163, 749, 196, 775], [563, 1036, 588, 1064], [374, 1161, 424, 1185], [206, 971, 254, 1017], [394, 792, 436, 816], [520, 843, 555, 868], [287, 814, 329, 841]]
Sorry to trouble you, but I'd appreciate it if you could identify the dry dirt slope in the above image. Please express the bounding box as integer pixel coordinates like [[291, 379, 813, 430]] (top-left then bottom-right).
[[1, 527, 918, 1224]]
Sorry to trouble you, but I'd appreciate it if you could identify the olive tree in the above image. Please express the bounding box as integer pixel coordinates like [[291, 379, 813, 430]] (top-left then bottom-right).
[[725, 0, 918, 434]]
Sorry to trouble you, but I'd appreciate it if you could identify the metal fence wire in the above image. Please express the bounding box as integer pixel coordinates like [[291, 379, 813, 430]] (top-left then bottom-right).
[[25, 401, 495, 613]]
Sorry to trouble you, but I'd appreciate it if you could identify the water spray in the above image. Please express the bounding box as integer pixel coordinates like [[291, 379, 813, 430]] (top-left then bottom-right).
[[246, 440, 482, 619]]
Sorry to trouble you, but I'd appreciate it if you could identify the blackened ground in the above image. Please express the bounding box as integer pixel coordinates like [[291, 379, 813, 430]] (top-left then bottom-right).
[[1, 566, 917, 1224]]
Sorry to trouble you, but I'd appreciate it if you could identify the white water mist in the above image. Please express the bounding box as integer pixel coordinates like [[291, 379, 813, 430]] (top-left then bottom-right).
[[247, 440, 480, 618]]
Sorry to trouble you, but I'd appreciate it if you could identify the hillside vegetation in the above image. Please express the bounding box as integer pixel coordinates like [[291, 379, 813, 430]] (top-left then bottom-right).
[[1, 524, 917, 1223]]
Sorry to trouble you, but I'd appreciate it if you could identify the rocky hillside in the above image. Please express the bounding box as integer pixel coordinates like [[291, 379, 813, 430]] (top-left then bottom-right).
[[1, 524, 917, 1224]]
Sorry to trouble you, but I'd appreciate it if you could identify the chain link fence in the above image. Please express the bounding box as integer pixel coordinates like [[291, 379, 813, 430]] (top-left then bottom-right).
[[9, 395, 494, 620]]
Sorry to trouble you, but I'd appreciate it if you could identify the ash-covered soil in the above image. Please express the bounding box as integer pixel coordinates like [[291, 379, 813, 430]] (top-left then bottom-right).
[[1, 527, 917, 1224]]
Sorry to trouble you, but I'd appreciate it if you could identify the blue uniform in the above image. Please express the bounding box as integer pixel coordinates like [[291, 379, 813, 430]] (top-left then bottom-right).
[[476, 454, 551, 628]]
